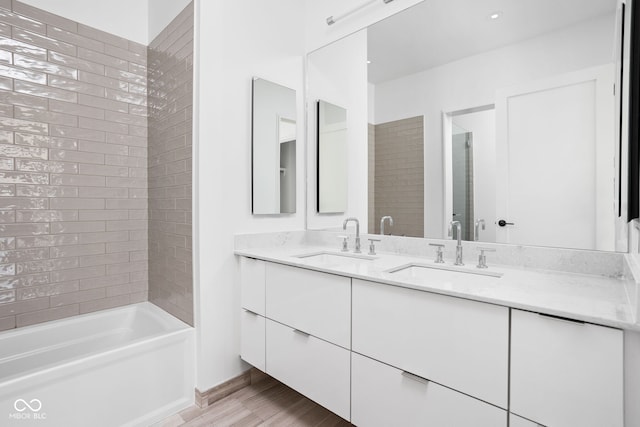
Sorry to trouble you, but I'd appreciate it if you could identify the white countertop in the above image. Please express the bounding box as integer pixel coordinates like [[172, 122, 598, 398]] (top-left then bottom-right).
[[235, 245, 639, 331]]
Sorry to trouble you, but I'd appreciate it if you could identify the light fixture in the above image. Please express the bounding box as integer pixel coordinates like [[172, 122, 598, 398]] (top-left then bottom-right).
[[367, 60, 372, 64], [488, 11, 502, 20]]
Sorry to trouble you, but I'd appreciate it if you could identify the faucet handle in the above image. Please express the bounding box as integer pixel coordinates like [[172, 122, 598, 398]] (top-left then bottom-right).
[[337, 235, 348, 252], [429, 243, 445, 263], [477, 247, 496, 269], [367, 238, 381, 256]]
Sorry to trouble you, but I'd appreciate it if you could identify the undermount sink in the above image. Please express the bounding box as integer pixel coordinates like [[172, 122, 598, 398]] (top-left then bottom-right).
[[387, 262, 503, 279], [294, 251, 377, 266]]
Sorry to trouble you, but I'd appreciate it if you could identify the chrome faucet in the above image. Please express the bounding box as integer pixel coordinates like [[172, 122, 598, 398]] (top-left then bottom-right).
[[343, 217, 361, 253], [380, 216, 394, 235], [474, 219, 485, 241], [448, 220, 464, 265]]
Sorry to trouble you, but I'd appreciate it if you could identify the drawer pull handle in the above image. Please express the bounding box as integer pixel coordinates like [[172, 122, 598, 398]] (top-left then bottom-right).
[[401, 371, 430, 386], [244, 309, 259, 316], [538, 312, 585, 325], [293, 329, 310, 337]]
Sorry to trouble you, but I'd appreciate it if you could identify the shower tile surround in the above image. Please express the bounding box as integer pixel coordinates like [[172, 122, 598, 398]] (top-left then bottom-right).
[[148, 3, 194, 326], [0, 1, 194, 330]]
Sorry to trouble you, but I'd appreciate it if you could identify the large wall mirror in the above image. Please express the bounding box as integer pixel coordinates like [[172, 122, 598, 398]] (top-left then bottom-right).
[[307, 0, 631, 252], [252, 78, 297, 214]]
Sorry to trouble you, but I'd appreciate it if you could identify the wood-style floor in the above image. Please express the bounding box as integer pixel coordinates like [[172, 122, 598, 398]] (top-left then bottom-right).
[[155, 376, 352, 427]]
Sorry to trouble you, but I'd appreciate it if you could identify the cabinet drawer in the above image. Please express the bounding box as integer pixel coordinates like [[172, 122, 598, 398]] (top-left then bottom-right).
[[351, 352, 507, 427], [266, 320, 350, 421], [510, 414, 542, 427], [266, 263, 350, 348], [352, 279, 509, 408], [240, 309, 265, 371], [240, 257, 265, 315], [511, 309, 623, 427]]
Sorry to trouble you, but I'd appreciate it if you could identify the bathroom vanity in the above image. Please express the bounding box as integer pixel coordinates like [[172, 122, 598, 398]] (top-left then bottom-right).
[[236, 234, 637, 427]]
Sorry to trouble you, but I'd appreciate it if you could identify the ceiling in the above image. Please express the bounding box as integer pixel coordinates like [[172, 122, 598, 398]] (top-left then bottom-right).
[[367, 0, 618, 84]]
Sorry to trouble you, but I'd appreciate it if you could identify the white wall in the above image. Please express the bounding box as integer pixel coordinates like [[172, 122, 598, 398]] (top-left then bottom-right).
[[304, 0, 424, 52], [307, 30, 369, 231], [374, 14, 615, 238], [148, 0, 192, 42], [193, 0, 306, 391], [20, 0, 149, 44]]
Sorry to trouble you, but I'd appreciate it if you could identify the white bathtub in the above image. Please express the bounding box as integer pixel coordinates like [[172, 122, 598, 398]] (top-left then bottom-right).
[[0, 302, 194, 427]]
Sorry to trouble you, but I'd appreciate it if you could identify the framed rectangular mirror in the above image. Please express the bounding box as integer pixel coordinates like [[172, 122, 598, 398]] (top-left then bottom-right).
[[306, 0, 631, 251], [251, 78, 297, 214], [317, 100, 348, 213]]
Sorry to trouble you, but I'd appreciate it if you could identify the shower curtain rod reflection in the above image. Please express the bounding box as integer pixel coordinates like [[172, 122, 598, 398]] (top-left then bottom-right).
[[326, 0, 395, 26]]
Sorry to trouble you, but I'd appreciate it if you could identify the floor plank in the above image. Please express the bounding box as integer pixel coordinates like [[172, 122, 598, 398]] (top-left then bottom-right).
[[158, 377, 352, 426]]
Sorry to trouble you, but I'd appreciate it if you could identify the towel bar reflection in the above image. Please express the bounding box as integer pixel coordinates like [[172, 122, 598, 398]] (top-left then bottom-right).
[[326, 0, 395, 26]]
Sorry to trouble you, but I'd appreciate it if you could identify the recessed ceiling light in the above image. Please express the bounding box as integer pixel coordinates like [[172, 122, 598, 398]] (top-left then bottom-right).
[[489, 11, 502, 20], [367, 60, 372, 64]]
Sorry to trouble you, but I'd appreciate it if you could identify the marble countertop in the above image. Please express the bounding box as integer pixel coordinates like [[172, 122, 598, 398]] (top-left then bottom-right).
[[235, 245, 639, 331]]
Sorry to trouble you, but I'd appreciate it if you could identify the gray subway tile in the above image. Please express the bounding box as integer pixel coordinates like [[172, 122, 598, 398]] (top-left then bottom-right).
[[78, 140, 128, 156], [0, 116, 48, 135], [0, 222, 48, 236], [0, 197, 45, 212], [106, 133, 145, 147], [16, 234, 77, 248], [0, 209, 13, 223], [50, 125, 105, 142], [78, 47, 127, 71], [78, 186, 127, 199], [51, 221, 105, 234], [14, 80, 77, 102], [0, 62, 46, 84], [48, 50, 104, 74], [106, 239, 146, 253], [50, 265, 105, 283], [16, 184, 78, 198], [105, 66, 145, 85], [49, 99, 105, 120], [78, 93, 127, 113], [16, 159, 77, 174], [105, 177, 145, 188], [0, 171, 48, 184], [12, 27, 76, 55], [16, 209, 77, 222], [48, 75, 104, 97], [78, 71, 127, 92], [14, 106, 78, 127], [16, 304, 79, 327], [79, 272, 128, 290], [16, 134, 76, 150], [46, 26, 103, 52], [0, 247, 48, 263], [78, 210, 128, 221], [79, 293, 129, 314], [50, 243, 104, 259], [79, 231, 128, 244], [79, 252, 128, 267], [50, 288, 104, 307], [50, 149, 104, 165], [79, 117, 128, 135], [50, 174, 105, 187], [14, 53, 77, 79], [77, 24, 128, 49], [0, 34, 46, 59], [0, 8, 45, 34], [49, 197, 104, 210], [0, 296, 48, 317], [17, 281, 79, 301]]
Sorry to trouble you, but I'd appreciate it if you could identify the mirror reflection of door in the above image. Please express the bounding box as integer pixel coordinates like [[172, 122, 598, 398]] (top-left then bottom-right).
[[448, 108, 496, 243], [279, 117, 296, 214], [451, 129, 474, 241]]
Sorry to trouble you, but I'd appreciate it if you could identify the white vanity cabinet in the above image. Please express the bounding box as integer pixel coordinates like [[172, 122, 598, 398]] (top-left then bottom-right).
[[265, 262, 350, 348], [266, 320, 351, 420], [240, 257, 266, 370], [510, 309, 623, 427], [351, 352, 507, 427], [352, 279, 509, 408]]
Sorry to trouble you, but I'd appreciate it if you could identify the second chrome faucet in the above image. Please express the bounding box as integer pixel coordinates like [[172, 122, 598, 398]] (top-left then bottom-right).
[[343, 217, 361, 253], [448, 220, 464, 265]]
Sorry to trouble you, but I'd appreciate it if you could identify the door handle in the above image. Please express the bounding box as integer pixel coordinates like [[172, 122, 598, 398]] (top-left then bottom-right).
[[497, 220, 514, 227]]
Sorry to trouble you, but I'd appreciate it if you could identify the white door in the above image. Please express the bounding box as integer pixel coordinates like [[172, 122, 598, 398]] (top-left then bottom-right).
[[495, 65, 615, 250]]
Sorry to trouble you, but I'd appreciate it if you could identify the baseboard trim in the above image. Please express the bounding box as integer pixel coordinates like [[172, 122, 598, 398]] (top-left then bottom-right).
[[195, 367, 268, 408]]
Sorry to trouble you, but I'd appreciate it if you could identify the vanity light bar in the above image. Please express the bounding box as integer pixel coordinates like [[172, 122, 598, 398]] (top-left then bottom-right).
[[326, 0, 395, 26]]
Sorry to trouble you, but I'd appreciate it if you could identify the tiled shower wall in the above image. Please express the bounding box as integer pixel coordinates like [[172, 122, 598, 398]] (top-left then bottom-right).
[[373, 116, 424, 238], [0, 1, 149, 330], [148, 3, 193, 326]]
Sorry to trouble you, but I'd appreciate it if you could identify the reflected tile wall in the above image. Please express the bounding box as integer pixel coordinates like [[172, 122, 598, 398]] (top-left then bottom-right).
[[0, 1, 148, 330], [147, 2, 193, 326]]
